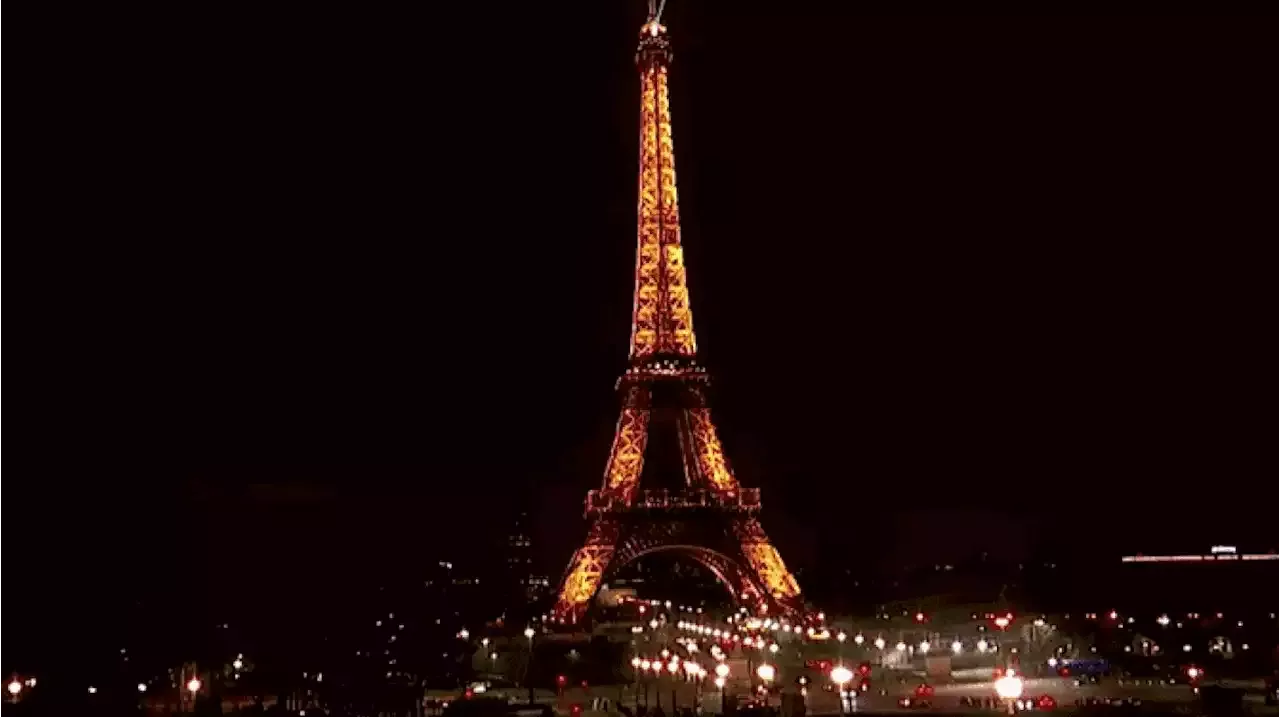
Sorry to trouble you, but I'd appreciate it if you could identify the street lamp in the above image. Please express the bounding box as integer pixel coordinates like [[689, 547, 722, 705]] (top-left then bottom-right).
[[524, 628, 537, 705], [830, 665, 854, 713], [137, 683, 148, 693], [994, 672, 1024, 710], [232, 658, 244, 670], [713, 663, 730, 713], [756, 663, 776, 683], [187, 678, 202, 694]]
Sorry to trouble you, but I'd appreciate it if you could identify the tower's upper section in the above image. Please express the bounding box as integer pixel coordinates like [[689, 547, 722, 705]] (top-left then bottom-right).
[[628, 17, 698, 363]]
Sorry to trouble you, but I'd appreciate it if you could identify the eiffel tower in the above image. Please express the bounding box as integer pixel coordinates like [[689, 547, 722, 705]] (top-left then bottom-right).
[[551, 9, 804, 625]]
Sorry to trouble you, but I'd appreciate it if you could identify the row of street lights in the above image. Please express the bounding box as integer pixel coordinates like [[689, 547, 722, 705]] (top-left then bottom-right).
[[630, 655, 780, 711], [51, 677, 204, 698], [838, 631, 996, 654]]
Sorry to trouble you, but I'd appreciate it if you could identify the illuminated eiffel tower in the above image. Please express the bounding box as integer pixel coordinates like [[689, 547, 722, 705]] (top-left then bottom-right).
[[551, 8, 803, 624]]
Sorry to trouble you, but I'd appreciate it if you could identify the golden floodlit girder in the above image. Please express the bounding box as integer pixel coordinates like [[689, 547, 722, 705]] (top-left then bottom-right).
[[630, 67, 662, 359], [655, 67, 680, 228], [736, 518, 803, 601], [552, 521, 619, 620], [602, 386, 651, 503], [653, 66, 696, 356], [686, 406, 739, 494], [629, 49, 697, 360]]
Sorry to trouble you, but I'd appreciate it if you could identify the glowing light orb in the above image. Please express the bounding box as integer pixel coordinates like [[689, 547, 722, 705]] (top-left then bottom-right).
[[994, 674, 1024, 700]]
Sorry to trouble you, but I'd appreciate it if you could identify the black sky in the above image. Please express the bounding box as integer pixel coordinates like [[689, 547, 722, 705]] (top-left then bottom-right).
[[12, 4, 1276, 660]]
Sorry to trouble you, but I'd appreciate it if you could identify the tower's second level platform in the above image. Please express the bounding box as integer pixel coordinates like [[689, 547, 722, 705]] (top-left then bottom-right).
[[585, 487, 760, 518]]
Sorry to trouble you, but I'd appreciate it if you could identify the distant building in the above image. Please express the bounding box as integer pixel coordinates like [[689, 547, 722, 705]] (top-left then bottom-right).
[[1120, 545, 1278, 564], [424, 559, 496, 623], [1114, 545, 1278, 612], [507, 512, 549, 605]]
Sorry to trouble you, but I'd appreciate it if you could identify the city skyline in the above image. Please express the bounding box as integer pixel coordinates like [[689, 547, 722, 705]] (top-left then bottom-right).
[[12, 3, 1274, 691]]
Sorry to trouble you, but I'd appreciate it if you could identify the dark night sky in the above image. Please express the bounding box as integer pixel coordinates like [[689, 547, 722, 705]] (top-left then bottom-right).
[[12, 4, 1276, 662]]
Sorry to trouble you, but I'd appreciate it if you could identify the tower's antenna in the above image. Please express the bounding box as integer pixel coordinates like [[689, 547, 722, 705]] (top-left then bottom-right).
[[648, 0, 667, 23]]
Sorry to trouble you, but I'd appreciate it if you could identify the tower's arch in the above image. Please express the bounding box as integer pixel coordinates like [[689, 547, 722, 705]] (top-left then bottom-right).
[[602, 543, 766, 608]]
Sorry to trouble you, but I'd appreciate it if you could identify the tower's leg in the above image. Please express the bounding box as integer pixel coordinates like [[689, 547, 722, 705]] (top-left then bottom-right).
[[684, 406, 738, 494], [603, 386, 651, 503], [732, 517, 803, 614], [551, 519, 620, 624]]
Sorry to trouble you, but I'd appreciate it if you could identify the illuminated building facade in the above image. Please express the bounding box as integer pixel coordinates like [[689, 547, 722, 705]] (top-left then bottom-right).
[[551, 12, 803, 624], [1119, 545, 1278, 564], [1112, 545, 1279, 614]]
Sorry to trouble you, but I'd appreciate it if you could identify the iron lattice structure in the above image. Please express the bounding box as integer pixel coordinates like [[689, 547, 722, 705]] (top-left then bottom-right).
[[551, 17, 803, 625]]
